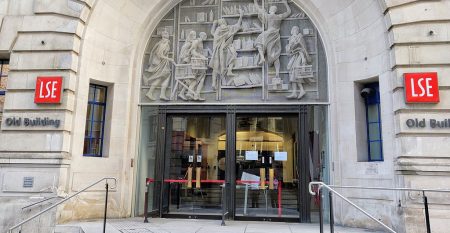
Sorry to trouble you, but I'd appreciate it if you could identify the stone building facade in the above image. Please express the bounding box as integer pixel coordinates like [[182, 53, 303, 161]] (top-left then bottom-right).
[[0, 0, 449, 233]]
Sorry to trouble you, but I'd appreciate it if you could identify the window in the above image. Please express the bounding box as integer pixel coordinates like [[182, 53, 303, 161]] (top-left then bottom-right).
[[0, 59, 9, 124], [362, 83, 383, 161], [83, 84, 108, 157]]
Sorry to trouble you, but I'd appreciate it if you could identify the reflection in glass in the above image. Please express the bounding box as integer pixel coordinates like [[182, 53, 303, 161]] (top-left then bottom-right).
[[135, 107, 159, 216], [367, 105, 379, 122], [234, 116, 299, 218], [83, 84, 107, 157], [164, 116, 226, 215], [370, 141, 382, 160]]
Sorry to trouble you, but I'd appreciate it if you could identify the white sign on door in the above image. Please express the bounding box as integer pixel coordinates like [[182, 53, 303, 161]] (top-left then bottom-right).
[[245, 151, 258, 161], [274, 152, 288, 161]]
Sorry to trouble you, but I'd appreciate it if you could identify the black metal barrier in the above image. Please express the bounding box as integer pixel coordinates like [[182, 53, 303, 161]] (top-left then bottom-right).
[[144, 183, 150, 223], [221, 183, 229, 226], [103, 182, 109, 233], [310, 182, 450, 233]]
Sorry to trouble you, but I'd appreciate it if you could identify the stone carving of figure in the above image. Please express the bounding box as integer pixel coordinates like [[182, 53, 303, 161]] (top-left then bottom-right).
[[144, 31, 174, 101], [209, 10, 244, 89], [177, 31, 197, 100], [178, 32, 209, 101], [286, 26, 311, 99], [188, 32, 208, 100], [179, 31, 197, 64], [254, 0, 291, 79]]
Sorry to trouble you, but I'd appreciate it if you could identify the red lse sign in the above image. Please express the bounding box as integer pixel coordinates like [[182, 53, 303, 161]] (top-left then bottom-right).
[[404, 73, 439, 103], [34, 76, 63, 104]]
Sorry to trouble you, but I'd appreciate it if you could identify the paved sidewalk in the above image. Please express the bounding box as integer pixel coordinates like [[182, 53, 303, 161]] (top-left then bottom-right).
[[62, 218, 386, 233]]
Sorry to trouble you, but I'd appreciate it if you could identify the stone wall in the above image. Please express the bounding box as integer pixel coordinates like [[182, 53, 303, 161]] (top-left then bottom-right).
[[383, 0, 450, 232], [0, 0, 449, 232], [0, 0, 93, 232]]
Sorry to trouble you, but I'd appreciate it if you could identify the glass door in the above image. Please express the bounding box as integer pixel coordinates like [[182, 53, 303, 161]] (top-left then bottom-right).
[[162, 115, 226, 216], [234, 115, 300, 220]]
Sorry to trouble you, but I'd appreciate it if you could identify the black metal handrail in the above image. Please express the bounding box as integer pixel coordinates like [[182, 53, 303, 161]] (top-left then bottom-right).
[[8, 177, 117, 233], [310, 182, 396, 233], [310, 181, 450, 233]]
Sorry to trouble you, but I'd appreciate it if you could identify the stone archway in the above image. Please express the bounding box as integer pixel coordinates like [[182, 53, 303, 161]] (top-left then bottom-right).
[[63, 0, 394, 229]]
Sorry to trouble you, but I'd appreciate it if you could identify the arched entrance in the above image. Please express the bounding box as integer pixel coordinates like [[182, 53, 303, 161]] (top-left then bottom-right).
[[134, 0, 329, 222]]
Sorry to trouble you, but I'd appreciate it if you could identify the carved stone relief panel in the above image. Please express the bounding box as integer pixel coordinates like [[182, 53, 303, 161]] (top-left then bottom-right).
[[141, 0, 327, 104]]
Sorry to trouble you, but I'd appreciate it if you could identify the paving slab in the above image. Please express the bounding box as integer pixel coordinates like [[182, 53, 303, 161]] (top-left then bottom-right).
[[59, 218, 386, 233]]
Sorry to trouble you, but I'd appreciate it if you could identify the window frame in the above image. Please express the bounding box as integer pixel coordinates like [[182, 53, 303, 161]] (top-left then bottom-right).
[[83, 83, 108, 157], [364, 83, 383, 162], [0, 59, 8, 96]]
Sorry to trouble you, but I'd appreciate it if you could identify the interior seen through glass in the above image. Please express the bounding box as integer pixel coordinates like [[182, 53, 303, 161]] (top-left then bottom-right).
[[135, 106, 329, 222], [164, 116, 226, 215], [234, 116, 299, 218]]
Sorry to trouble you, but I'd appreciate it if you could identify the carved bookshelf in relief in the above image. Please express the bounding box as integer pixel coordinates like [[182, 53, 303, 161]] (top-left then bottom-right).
[[141, 0, 326, 103]]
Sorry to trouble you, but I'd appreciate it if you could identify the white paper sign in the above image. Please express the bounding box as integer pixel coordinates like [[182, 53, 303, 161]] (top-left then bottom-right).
[[197, 155, 202, 162], [241, 172, 260, 189], [274, 152, 288, 161], [245, 151, 258, 161], [188, 155, 194, 163]]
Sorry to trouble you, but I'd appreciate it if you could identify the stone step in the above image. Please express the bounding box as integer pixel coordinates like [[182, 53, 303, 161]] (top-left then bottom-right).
[[58, 218, 386, 233], [53, 226, 84, 233]]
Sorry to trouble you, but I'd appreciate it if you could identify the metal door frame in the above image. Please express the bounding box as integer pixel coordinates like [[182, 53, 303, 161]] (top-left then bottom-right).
[[150, 105, 312, 222]]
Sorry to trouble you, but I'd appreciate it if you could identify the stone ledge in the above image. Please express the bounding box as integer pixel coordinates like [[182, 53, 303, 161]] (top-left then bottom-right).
[[395, 112, 450, 134], [21, 15, 84, 37], [391, 67, 450, 90], [0, 131, 71, 152], [389, 22, 450, 46], [34, 0, 90, 23], [387, 1, 450, 26], [0, 152, 70, 160], [9, 51, 79, 72], [0, 16, 24, 51], [392, 43, 450, 66], [393, 88, 450, 112], [3, 90, 75, 112], [6, 70, 77, 92], [78, 0, 96, 8], [1, 110, 73, 132], [384, 0, 421, 9], [13, 32, 81, 54]]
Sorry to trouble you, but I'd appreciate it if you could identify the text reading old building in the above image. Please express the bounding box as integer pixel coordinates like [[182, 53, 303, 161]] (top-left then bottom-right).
[[0, 0, 450, 232]]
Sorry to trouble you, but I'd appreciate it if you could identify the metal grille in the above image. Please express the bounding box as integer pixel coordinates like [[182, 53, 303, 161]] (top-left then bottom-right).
[[23, 177, 34, 188]]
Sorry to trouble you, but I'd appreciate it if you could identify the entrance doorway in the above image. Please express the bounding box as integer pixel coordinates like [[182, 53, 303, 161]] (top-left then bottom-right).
[[234, 116, 299, 220], [162, 115, 226, 216], [135, 105, 328, 222]]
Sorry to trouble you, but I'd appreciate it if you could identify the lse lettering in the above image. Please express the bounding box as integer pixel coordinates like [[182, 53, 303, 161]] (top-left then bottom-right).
[[34, 77, 63, 104], [404, 73, 439, 103], [38, 81, 58, 99], [410, 77, 434, 98]]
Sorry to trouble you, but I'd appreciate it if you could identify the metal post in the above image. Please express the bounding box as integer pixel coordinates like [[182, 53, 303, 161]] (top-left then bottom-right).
[[103, 182, 109, 233], [177, 183, 180, 209], [318, 189, 323, 233], [423, 191, 431, 233], [221, 184, 226, 226], [329, 191, 334, 233], [144, 184, 149, 223]]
